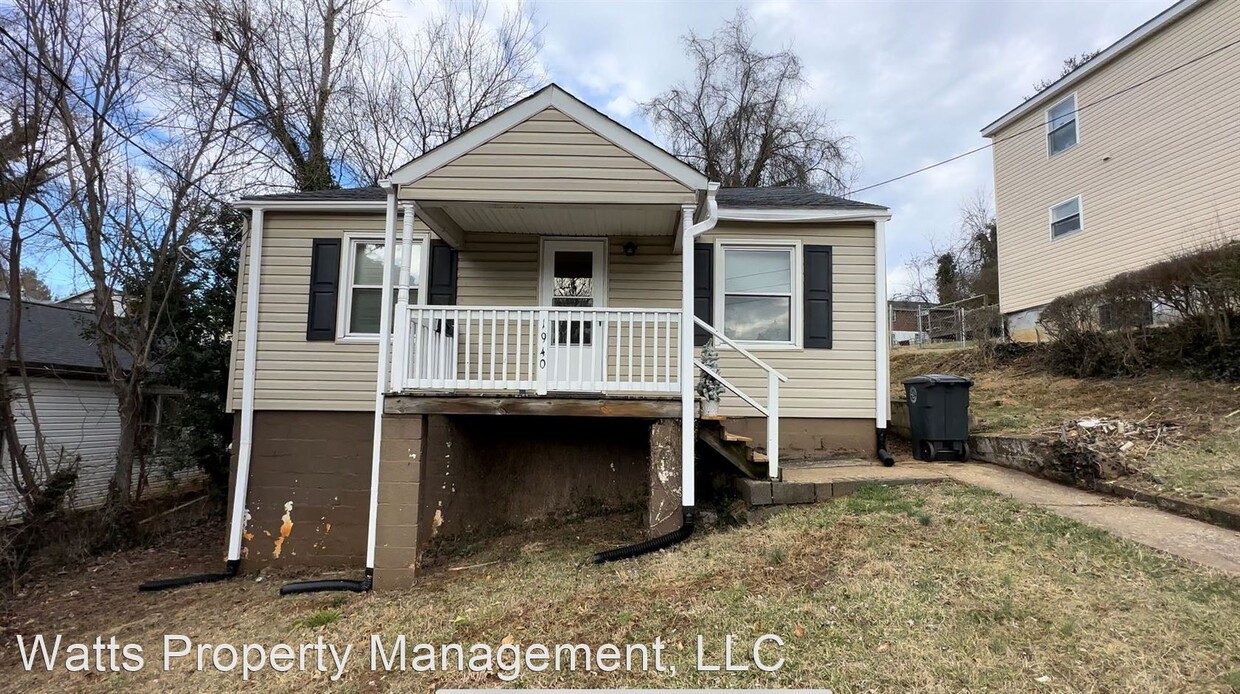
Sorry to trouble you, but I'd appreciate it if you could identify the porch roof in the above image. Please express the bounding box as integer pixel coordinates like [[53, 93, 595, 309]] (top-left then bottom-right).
[[237, 185, 886, 211]]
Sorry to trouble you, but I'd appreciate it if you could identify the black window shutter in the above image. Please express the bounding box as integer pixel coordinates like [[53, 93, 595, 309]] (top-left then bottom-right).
[[693, 243, 713, 346], [306, 238, 341, 341], [803, 245, 833, 349], [428, 240, 458, 305]]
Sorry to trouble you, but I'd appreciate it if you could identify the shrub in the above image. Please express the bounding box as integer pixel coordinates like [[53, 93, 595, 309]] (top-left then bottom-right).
[[1039, 241, 1239, 380]]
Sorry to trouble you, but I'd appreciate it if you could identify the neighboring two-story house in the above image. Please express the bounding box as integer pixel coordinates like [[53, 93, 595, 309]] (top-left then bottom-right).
[[212, 84, 893, 591], [982, 0, 1240, 340]]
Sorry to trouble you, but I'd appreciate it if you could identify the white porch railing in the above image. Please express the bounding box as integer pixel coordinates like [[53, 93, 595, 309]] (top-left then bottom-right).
[[392, 306, 681, 395], [692, 316, 787, 480]]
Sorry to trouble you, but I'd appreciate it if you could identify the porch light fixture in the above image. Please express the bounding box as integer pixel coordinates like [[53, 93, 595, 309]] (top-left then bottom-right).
[[623, 241, 638, 257]]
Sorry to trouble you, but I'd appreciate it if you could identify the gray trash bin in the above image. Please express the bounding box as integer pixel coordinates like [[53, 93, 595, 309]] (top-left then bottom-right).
[[902, 374, 973, 461]]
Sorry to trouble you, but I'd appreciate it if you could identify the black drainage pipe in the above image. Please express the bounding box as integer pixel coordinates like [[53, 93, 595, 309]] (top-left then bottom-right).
[[280, 568, 372, 596], [139, 559, 240, 592], [593, 507, 695, 564], [877, 428, 895, 467]]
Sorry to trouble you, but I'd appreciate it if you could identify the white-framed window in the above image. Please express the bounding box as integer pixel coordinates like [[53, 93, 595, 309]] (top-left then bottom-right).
[[1046, 93, 1079, 156], [715, 240, 801, 348], [1049, 196, 1083, 239], [338, 232, 428, 339]]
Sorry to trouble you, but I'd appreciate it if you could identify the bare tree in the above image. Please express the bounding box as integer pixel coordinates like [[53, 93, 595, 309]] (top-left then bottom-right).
[[14, 0, 246, 522], [897, 190, 998, 305], [339, 2, 542, 185], [1029, 50, 1102, 97], [0, 1, 69, 516], [642, 8, 856, 192], [173, 0, 379, 191], [176, 0, 540, 191]]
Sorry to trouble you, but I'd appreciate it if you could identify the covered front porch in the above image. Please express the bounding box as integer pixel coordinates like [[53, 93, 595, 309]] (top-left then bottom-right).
[[364, 85, 785, 528]]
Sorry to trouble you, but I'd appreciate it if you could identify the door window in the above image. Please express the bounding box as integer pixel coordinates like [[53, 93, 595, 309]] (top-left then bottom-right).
[[552, 250, 595, 345]]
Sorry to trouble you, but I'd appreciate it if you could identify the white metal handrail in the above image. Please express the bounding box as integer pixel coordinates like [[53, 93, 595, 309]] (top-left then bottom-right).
[[692, 316, 784, 480], [693, 317, 788, 382], [393, 306, 681, 395]]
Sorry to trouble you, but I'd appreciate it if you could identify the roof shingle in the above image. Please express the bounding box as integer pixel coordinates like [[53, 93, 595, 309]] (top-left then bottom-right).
[[715, 186, 886, 210], [0, 297, 132, 373]]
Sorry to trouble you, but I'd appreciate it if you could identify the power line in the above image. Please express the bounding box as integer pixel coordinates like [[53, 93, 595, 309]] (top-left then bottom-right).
[[0, 25, 235, 211], [848, 36, 1240, 196]]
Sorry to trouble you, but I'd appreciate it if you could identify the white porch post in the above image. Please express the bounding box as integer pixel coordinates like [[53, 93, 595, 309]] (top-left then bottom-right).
[[364, 185, 399, 572], [391, 203, 416, 391], [679, 205, 696, 508], [874, 219, 890, 432]]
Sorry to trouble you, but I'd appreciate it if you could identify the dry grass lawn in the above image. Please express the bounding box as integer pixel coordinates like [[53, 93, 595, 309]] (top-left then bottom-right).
[[3, 483, 1239, 692], [892, 347, 1240, 510]]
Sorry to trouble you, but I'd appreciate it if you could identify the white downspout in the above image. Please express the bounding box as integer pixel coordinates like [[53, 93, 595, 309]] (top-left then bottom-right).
[[680, 183, 720, 508], [227, 206, 264, 565], [364, 185, 400, 575], [874, 219, 892, 451]]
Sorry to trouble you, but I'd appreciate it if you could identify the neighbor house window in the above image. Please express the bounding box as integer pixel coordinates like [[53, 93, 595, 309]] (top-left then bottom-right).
[[1047, 93, 1078, 155], [1099, 300, 1154, 331], [718, 243, 799, 346], [1049, 196, 1083, 239], [342, 236, 424, 337]]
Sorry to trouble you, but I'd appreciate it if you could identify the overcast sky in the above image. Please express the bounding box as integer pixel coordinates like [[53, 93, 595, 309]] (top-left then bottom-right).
[[32, 0, 1170, 298], [521, 0, 1167, 296]]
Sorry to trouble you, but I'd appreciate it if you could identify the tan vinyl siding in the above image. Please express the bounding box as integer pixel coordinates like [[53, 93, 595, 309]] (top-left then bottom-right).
[[702, 222, 877, 419], [456, 233, 539, 306], [230, 211, 408, 412], [231, 215, 877, 421], [404, 108, 696, 205], [990, 0, 1240, 314]]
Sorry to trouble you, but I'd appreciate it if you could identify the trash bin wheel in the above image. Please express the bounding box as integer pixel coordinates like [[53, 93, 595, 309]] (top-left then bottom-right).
[[960, 441, 970, 462], [920, 440, 937, 461]]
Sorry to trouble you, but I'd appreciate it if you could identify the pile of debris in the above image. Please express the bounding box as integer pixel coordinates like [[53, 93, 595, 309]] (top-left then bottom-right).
[[1041, 416, 1182, 482]]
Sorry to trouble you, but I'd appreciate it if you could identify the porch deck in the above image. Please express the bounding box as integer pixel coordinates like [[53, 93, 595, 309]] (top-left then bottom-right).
[[384, 392, 683, 418]]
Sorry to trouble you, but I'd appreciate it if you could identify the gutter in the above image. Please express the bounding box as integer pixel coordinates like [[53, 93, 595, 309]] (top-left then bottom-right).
[[231, 200, 385, 212], [140, 207, 267, 590], [717, 207, 891, 223]]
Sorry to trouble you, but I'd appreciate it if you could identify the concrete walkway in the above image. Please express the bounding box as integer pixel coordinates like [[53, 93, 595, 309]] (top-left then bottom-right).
[[781, 460, 1240, 575]]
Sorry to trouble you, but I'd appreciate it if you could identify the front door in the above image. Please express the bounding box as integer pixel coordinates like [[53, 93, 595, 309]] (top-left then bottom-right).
[[539, 238, 607, 391]]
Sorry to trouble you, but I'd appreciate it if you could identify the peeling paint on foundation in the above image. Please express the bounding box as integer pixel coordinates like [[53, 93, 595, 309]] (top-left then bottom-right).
[[272, 501, 294, 559], [241, 509, 254, 543]]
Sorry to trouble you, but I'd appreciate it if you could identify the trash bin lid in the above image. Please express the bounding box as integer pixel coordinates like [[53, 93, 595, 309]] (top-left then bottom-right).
[[902, 373, 973, 386]]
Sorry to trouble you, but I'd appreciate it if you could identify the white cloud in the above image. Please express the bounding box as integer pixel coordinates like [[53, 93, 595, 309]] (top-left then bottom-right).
[[528, 0, 1166, 298]]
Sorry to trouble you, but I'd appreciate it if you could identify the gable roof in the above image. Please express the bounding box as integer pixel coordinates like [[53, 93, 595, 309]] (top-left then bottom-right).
[[387, 84, 709, 191], [980, 0, 1204, 137], [0, 296, 132, 375]]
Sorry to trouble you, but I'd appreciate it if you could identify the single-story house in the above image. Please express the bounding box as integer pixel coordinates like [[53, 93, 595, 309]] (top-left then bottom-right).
[[223, 84, 892, 590], [0, 297, 192, 520]]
